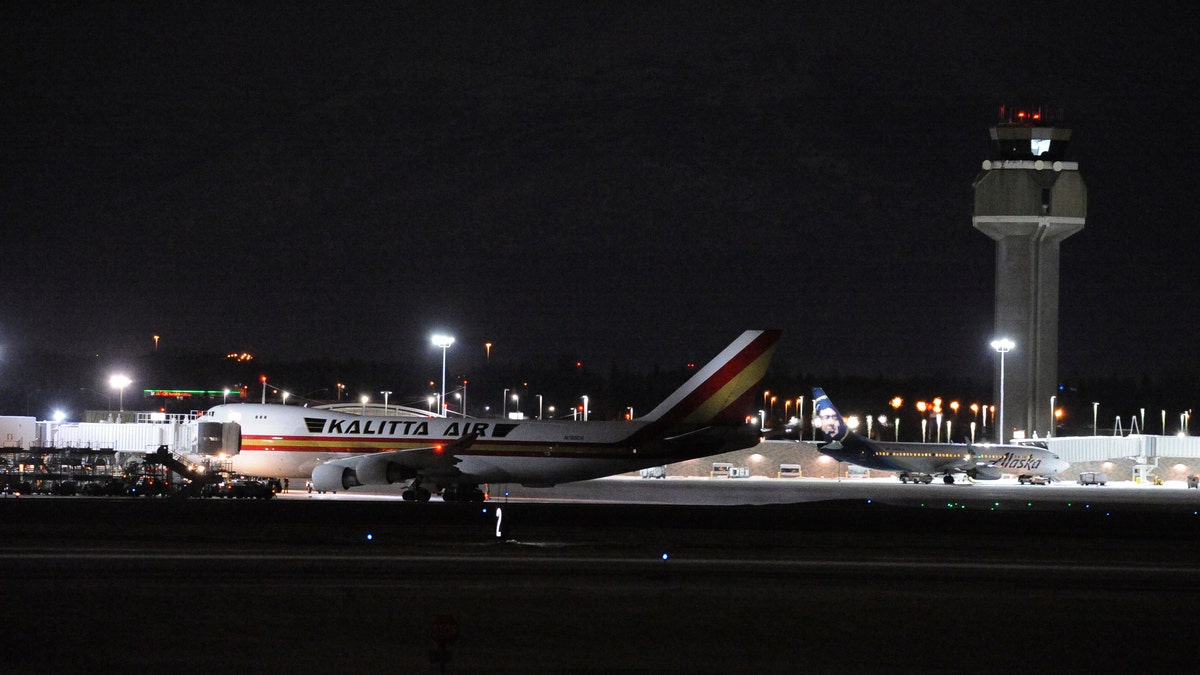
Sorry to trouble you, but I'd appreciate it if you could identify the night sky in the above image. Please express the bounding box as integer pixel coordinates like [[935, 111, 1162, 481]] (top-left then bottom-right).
[[4, 3, 1198, 381]]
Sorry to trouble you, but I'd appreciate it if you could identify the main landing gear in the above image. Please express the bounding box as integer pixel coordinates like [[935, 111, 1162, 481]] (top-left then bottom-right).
[[401, 481, 432, 502]]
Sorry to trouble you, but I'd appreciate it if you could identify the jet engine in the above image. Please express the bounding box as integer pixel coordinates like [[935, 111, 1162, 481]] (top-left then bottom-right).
[[311, 463, 359, 492], [310, 454, 417, 492], [353, 453, 416, 485]]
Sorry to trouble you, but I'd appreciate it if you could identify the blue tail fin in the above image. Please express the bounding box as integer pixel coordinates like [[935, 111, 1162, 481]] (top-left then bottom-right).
[[812, 387, 850, 443]]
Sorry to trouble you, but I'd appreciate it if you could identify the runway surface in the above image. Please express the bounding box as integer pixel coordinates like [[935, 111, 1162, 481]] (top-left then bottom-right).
[[3, 478, 1199, 672]]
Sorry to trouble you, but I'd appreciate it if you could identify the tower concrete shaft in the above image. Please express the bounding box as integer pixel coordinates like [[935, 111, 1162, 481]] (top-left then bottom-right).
[[973, 112, 1086, 440]]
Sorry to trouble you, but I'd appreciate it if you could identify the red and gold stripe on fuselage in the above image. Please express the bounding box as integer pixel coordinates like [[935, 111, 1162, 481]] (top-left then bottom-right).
[[239, 433, 658, 460]]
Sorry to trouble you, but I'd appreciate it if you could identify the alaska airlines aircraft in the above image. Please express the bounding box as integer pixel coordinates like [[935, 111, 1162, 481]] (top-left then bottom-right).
[[193, 330, 780, 501], [811, 387, 1068, 484]]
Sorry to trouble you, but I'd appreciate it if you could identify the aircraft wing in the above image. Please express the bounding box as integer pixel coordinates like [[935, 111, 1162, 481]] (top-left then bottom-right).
[[313, 434, 477, 489]]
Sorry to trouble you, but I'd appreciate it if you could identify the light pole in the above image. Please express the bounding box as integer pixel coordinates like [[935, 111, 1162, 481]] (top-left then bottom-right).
[[381, 390, 392, 415], [916, 401, 927, 442], [432, 334, 454, 417], [1050, 394, 1056, 438], [502, 388, 510, 418], [1092, 402, 1099, 435], [361, 395, 369, 416], [582, 395, 589, 422], [798, 396, 805, 435], [109, 374, 132, 413], [223, 388, 230, 404], [990, 338, 1014, 443], [537, 394, 543, 420]]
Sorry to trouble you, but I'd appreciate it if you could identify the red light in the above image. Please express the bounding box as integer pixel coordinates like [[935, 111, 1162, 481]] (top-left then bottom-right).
[[576, 361, 582, 368], [1032, 112, 1041, 120], [1017, 111, 1027, 119], [260, 375, 267, 383], [434, 444, 443, 454]]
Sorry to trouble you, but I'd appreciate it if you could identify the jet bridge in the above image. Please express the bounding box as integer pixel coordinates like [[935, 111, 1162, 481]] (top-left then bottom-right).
[[193, 419, 241, 457]]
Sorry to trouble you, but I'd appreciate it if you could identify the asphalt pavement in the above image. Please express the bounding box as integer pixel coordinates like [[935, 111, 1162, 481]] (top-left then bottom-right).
[[3, 480, 1199, 673]]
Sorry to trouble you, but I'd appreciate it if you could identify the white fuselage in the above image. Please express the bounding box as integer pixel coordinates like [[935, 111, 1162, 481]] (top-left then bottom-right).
[[196, 403, 742, 486], [818, 438, 1070, 479]]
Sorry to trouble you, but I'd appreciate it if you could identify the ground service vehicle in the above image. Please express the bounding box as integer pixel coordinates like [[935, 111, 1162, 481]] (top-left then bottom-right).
[[777, 463, 801, 478], [1078, 471, 1108, 485]]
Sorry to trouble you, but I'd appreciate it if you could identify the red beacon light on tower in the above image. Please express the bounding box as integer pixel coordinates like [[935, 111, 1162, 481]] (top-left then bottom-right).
[[998, 105, 1061, 127], [991, 105, 1071, 161]]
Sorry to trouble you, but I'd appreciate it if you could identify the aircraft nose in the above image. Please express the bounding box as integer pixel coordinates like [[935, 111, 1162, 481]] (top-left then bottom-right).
[[1051, 459, 1070, 475]]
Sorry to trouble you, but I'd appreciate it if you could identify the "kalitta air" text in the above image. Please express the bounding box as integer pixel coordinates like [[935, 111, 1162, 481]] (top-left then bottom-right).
[[305, 417, 518, 438]]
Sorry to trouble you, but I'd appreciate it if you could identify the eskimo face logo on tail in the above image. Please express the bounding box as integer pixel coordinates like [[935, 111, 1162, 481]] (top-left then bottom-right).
[[996, 452, 1042, 470], [812, 388, 849, 443]]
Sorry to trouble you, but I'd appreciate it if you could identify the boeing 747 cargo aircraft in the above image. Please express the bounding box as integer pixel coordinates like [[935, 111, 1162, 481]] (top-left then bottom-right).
[[193, 330, 780, 501]]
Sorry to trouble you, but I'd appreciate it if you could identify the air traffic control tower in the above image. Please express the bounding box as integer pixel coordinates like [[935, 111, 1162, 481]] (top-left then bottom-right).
[[973, 108, 1086, 440]]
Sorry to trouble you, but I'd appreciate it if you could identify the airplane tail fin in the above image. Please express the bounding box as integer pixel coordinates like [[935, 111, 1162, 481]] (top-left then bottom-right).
[[812, 387, 851, 443], [639, 330, 781, 426]]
